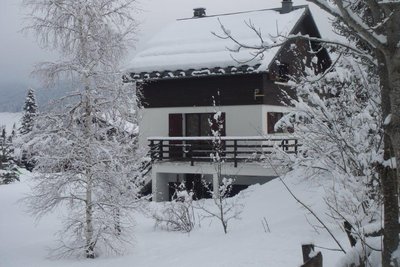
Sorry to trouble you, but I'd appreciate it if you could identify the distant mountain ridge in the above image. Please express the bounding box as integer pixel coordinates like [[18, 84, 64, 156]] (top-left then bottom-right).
[[0, 112, 22, 133], [0, 82, 71, 112]]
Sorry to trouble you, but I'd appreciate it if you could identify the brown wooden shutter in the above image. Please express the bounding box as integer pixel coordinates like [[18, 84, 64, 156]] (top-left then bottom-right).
[[267, 112, 275, 134], [169, 113, 183, 137], [168, 114, 183, 159]]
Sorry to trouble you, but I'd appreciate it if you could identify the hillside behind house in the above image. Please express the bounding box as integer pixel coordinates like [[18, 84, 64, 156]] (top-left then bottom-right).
[[0, 82, 72, 112]]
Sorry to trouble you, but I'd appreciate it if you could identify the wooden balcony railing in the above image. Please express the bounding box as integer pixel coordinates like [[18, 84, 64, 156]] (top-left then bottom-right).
[[148, 136, 299, 167]]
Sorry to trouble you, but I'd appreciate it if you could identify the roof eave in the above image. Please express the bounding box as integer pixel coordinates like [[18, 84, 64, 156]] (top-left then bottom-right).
[[126, 64, 267, 82]]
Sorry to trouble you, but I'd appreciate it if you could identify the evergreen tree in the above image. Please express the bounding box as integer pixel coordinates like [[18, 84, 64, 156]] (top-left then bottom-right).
[[8, 123, 16, 143], [20, 88, 37, 135], [19, 89, 37, 170], [0, 126, 19, 185]]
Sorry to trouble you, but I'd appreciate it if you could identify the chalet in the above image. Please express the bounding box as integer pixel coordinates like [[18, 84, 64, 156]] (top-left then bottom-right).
[[126, 0, 330, 201]]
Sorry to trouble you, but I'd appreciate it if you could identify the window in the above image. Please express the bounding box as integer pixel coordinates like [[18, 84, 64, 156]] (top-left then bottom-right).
[[169, 112, 226, 137], [185, 113, 225, 137], [267, 112, 284, 134], [267, 112, 294, 134]]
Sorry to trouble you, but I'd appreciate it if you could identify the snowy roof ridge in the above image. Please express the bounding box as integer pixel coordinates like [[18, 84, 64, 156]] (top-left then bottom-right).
[[126, 6, 308, 80]]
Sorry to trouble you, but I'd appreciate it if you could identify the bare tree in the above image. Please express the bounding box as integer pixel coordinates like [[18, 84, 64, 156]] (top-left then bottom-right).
[[22, 0, 143, 258], [275, 55, 382, 266], [217, 1, 400, 265], [195, 109, 244, 234], [152, 182, 196, 233]]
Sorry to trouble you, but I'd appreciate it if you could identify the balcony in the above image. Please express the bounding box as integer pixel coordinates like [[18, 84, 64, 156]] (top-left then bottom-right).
[[148, 136, 299, 167]]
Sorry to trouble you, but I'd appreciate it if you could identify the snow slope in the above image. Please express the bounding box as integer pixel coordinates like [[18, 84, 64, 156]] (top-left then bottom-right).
[[0, 171, 350, 267]]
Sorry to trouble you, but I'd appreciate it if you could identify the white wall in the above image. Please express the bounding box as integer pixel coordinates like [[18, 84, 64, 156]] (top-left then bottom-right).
[[139, 104, 291, 148], [142, 104, 293, 201]]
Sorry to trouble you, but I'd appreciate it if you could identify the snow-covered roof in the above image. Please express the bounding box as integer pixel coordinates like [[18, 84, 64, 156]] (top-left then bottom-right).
[[126, 6, 308, 80]]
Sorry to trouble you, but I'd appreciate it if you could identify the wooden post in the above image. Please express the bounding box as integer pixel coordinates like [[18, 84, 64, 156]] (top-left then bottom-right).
[[159, 141, 163, 160], [301, 244, 323, 267], [302, 244, 315, 263], [149, 140, 155, 162], [188, 144, 194, 166], [233, 140, 238, 167]]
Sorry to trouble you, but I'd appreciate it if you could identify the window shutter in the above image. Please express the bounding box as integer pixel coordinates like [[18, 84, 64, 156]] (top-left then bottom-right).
[[169, 113, 183, 137], [267, 112, 275, 134]]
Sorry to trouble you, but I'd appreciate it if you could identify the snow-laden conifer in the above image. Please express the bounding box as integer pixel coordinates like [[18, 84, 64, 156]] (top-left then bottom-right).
[[19, 88, 37, 135], [18, 88, 38, 170], [0, 126, 19, 184]]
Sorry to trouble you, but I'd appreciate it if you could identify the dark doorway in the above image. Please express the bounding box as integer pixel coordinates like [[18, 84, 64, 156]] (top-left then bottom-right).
[[185, 174, 212, 200], [185, 113, 225, 159], [185, 113, 225, 137]]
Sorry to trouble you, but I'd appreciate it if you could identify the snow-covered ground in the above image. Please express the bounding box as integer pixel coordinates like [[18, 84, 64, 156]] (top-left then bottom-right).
[[0, 170, 351, 267], [0, 112, 22, 133]]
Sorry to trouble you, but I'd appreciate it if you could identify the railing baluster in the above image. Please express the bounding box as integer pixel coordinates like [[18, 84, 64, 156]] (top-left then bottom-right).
[[159, 140, 163, 160], [189, 144, 193, 166], [149, 140, 155, 162], [234, 140, 238, 167], [148, 137, 299, 165]]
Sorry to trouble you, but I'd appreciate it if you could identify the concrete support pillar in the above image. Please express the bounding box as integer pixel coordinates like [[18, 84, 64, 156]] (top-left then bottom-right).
[[152, 171, 169, 202], [212, 173, 220, 197]]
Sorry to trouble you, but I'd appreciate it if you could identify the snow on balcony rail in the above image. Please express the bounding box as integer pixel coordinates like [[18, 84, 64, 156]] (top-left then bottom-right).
[[148, 135, 293, 141], [148, 136, 299, 167]]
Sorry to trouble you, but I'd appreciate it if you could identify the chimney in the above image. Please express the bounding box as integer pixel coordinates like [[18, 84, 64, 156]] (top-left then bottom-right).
[[193, 7, 206, 18], [281, 0, 293, 14]]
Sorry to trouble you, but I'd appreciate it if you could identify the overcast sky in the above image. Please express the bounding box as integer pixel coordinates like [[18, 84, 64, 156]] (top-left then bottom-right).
[[0, 0, 334, 88]]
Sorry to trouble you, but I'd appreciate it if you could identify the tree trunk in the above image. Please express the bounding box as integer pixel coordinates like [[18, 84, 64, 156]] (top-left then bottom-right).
[[85, 168, 94, 258], [84, 86, 95, 259], [379, 48, 400, 266]]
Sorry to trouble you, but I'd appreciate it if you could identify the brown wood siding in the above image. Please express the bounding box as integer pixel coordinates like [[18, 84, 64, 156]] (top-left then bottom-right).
[[268, 10, 331, 80], [136, 11, 330, 109], [265, 11, 331, 105], [262, 77, 294, 106], [138, 73, 290, 108]]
